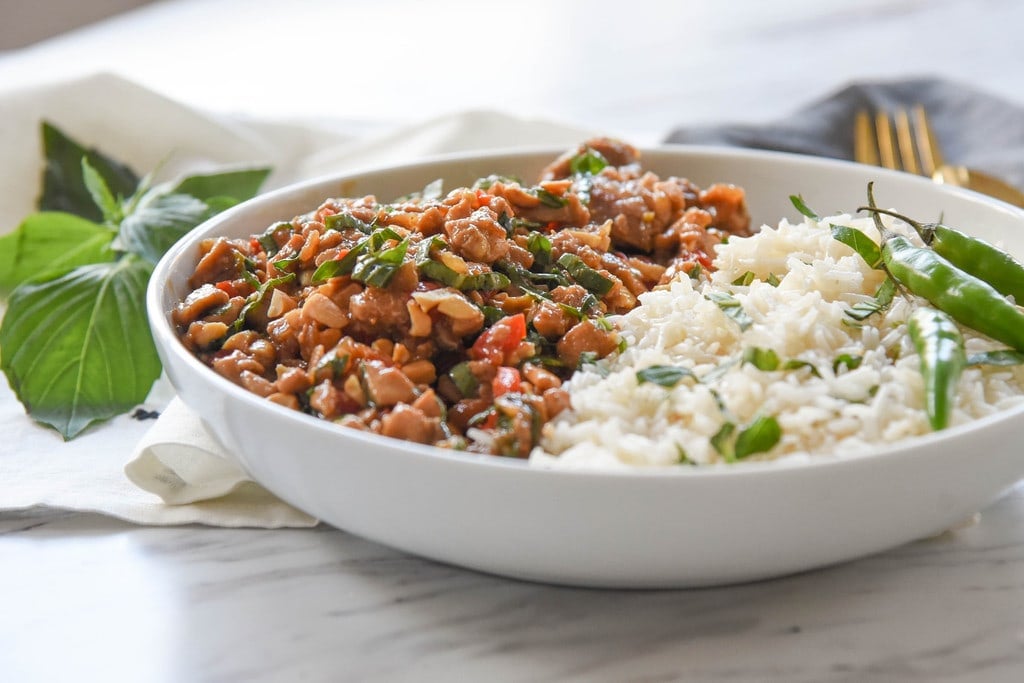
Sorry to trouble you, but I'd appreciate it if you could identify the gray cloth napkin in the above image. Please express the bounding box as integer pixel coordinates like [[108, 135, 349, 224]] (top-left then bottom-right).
[[666, 77, 1024, 188]]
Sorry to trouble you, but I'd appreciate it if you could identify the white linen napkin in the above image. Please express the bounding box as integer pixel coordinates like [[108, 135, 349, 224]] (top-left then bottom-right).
[[0, 73, 597, 527]]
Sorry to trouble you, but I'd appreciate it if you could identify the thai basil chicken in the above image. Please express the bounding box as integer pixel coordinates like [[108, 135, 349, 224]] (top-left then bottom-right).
[[173, 139, 751, 456]]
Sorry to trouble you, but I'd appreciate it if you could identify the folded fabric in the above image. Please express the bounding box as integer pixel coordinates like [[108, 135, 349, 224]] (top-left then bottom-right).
[[666, 77, 1024, 187]]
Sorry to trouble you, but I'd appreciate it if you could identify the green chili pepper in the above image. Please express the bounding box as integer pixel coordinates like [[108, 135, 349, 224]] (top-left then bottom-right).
[[907, 307, 966, 431], [882, 235, 1024, 352], [864, 183, 1024, 353], [861, 206, 1024, 303]]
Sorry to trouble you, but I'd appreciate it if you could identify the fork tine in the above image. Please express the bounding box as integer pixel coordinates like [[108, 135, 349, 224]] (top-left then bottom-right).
[[874, 112, 899, 170], [912, 105, 944, 177], [854, 110, 879, 166], [894, 109, 922, 175]]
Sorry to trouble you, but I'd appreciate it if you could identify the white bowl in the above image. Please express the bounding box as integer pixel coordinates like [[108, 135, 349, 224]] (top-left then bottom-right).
[[148, 146, 1024, 588]]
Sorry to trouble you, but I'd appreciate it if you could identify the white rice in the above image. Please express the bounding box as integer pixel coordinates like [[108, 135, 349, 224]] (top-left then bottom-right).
[[530, 214, 1024, 469]]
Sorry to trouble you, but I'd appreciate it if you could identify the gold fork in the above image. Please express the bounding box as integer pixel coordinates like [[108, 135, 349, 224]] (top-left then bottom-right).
[[853, 105, 1024, 208]]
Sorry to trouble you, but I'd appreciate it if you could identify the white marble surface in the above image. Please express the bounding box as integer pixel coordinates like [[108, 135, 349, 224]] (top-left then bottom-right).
[[5, 0, 1024, 680]]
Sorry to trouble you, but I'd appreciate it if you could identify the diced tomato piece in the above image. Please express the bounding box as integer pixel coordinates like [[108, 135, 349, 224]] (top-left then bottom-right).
[[249, 237, 262, 254], [470, 313, 527, 364], [492, 366, 522, 398], [316, 206, 338, 222], [215, 280, 238, 297], [545, 221, 559, 232], [475, 189, 492, 206]]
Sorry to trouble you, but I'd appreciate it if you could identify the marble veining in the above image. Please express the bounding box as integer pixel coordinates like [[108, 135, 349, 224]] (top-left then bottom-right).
[[5, 486, 1024, 681]]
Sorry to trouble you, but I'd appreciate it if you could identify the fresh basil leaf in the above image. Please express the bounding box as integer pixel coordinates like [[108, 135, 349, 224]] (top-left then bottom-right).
[[313, 243, 365, 283], [536, 188, 568, 208], [0, 212, 116, 295], [81, 158, 122, 226], [833, 354, 863, 373], [119, 191, 211, 265], [172, 168, 270, 203], [449, 361, 479, 398], [527, 231, 552, 268], [557, 253, 614, 296], [742, 347, 780, 371], [831, 224, 882, 268], [325, 212, 374, 234], [569, 149, 608, 176], [233, 272, 296, 332], [734, 415, 782, 459], [38, 121, 139, 222], [731, 271, 756, 287], [846, 277, 897, 321], [781, 359, 822, 377], [636, 365, 696, 388], [0, 257, 160, 439], [789, 194, 819, 220], [967, 350, 1024, 367], [710, 421, 737, 461], [352, 238, 409, 288], [706, 291, 752, 330]]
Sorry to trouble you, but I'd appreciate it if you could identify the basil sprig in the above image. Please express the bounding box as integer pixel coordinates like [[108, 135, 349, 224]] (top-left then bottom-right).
[[0, 122, 270, 438]]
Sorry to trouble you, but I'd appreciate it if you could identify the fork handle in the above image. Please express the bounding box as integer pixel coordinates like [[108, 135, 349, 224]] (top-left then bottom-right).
[[935, 165, 1024, 209]]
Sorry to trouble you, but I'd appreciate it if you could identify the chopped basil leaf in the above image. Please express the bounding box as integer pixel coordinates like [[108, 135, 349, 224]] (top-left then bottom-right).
[[312, 241, 365, 282], [830, 224, 883, 268], [833, 354, 863, 373], [636, 365, 696, 388], [233, 272, 295, 332], [706, 291, 752, 330], [257, 222, 289, 256], [352, 237, 409, 288], [316, 352, 350, 378], [325, 211, 374, 234], [527, 231, 552, 268], [272, 255, 299, 272], [845, 277, 897, 321], [676, 444, 695, 466], [734, 416, 782, 459], [782, 359, 822, 377], [710, 421, 737, 461], [480, 305, 506, 326], [789, 194, 819, 220], [742, 347, 780, 371], [448, 361, 479, 398], [557, 253, 614, 296], [569, 149, 609, 176], [731, 271, 756, 287], [535, 188, 568, 208], [497, 210, 512, 236]]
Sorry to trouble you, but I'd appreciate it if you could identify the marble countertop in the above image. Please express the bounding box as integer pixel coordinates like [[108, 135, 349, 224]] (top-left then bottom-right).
[[5, 0, 1024, 680]]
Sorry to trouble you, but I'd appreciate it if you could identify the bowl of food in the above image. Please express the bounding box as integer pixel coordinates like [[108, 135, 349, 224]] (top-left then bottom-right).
[[148, 139, 1024, 588]]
